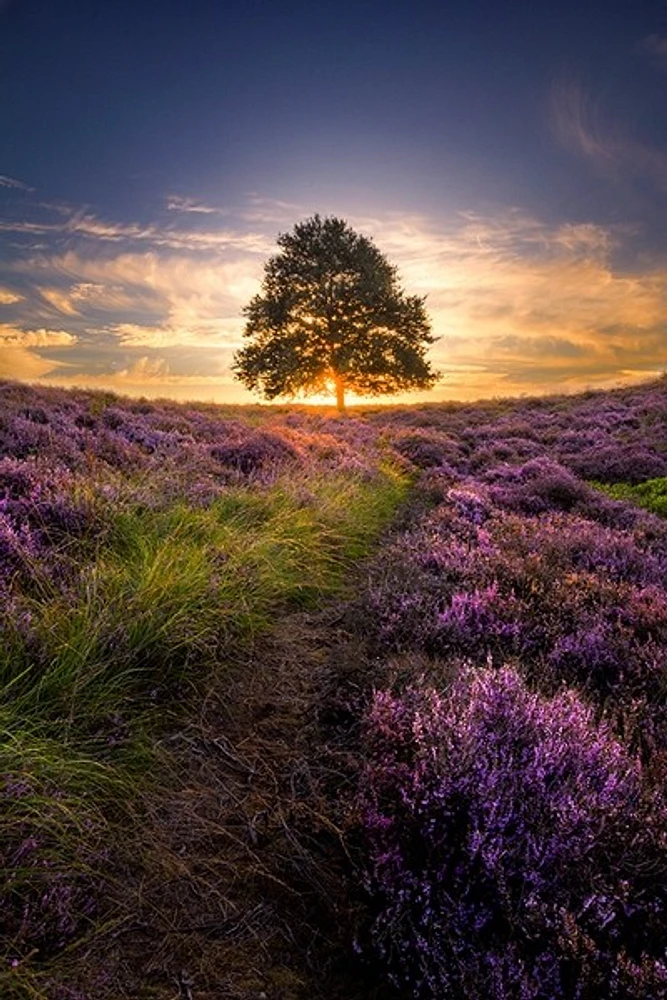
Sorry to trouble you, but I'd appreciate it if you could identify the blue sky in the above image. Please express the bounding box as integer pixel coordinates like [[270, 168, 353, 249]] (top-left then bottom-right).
[[1, 0, 666, 403]]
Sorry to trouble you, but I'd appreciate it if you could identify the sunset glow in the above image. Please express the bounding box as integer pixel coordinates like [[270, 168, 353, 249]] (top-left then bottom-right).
[[1, 1, 666, 404]]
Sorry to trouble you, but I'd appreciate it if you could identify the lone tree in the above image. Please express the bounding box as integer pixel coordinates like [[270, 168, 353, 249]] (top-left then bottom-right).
[[232, 214, 438, 411]]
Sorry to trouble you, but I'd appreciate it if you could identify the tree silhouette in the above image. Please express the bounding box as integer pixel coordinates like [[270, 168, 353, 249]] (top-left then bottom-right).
[[233, 215, 438, 411]]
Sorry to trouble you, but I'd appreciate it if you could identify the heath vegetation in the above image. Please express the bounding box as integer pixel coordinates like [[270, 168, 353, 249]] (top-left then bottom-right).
[[1, 375, 666, 998]]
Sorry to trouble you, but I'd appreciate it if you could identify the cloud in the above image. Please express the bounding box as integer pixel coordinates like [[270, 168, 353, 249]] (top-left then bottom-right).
[[550, 223, 615, 257], [356, 209, 667, 395], [112, 322, 222, 349], [3, 189, 667, 402], [68, 215, 272, 254], [42, 354, 247, 403], [116, 356, 171, 381], [35, 279, 157, 318], [70, 281, 142, 311], [40, 287, 80, 316], [0, 288, 22, 304], [0, 347, 60, 379], [0, 324, 76, 382], [33, 250, 261, 340], [166, 195, 223, 214], [108, 355, 237, 386], [490, 334, 589, 360], [0, 324, 77, 347], [637, 34, 667, 71], [551, 78, 621, 166], [0, 208, 274, 255], [112, 318, 244, 350], [551, 76, 667, 191], [8, 248, 258, 376], [0, 174, 33, 191], [239, 194, 305, 226]]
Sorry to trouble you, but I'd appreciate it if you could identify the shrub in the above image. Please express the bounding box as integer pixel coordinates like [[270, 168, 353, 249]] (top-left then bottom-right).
[[389, 429, 464, 471], [0, 512, 39, 590], [0, 458, 104, 586], [435, 583, 526, 655], [484, 458, 593, 515], [209, 428, 301, 474], [359, 491, 667, 723], [358, 665, 667, 998], [566, 445, 667, 485]]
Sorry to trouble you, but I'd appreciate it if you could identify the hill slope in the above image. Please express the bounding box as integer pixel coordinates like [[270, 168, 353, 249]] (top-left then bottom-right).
[[1, 377, 666, 998]]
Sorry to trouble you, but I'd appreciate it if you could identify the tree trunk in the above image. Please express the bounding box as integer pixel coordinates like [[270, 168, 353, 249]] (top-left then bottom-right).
[[334, 374, 346, 413]]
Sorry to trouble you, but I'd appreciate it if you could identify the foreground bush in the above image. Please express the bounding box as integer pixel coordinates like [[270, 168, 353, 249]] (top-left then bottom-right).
[[359, 484, 667, 753], [358, 665, 667, 998]]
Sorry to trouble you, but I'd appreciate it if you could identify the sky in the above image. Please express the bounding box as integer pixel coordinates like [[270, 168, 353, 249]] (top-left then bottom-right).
[[1, 0, 667, 405]]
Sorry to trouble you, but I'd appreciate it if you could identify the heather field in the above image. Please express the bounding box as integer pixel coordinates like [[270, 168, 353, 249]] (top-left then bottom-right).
[[1, 377, 667, 999]]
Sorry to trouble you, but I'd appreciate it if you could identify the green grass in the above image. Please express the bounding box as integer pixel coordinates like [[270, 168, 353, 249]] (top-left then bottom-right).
[[3, 465, 408, 727], [1, 460, 409, 996], [594, 476, 667, 518], [0, 712, 132, 998]]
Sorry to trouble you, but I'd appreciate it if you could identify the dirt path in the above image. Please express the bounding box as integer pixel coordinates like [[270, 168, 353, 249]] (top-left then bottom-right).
[[71, 610, 386, 1000]]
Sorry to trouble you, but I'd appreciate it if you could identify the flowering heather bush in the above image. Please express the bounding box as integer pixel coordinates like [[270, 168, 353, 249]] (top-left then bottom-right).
[[347, 381, 667, 997], [436, 582, 526, 653], [489, 511, 667, 590], [0, 511, 39, 590], [481, 457, 657, 531], [387, 428, 466, 471], [368, 377, 667, 481], [483, 457, 596, 513], [0, 728, 114, 964], [1, 458, 100, 538], [565, 444, 667, 485], [0, 381, 391, 495], [359, 666, 667, 998], [1, 375, 666, 995], [209, 426, 301, 474], [445, 485, 492, 524], [360, 486, 667, 747], [0, 457, 106, 600], [468, 435, 544, 471]]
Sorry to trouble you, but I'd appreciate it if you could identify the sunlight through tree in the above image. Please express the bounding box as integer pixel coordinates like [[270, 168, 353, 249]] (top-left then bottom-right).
[[233, 215, 439, 411]]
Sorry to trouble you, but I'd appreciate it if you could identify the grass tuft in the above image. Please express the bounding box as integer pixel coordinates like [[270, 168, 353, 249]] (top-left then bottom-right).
[[596, 476, 667, 518]]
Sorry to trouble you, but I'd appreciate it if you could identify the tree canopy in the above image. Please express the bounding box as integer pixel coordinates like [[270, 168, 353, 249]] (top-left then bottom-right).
[[232, 214, 439, 410]]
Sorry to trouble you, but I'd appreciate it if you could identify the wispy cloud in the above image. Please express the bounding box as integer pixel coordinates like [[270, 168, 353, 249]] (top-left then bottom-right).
[[111, 321, 240, 349], [0, 347, 62, 380], [35, 280, 150, 318], [0, 208, 273, 254], [551, 78, 622, 167], [166, 195, 224, 215], [637, 34, 667, 71], [32, 249, 262, 336], [70, 281, 140, 311], [551, 76, 667, 191], [39, 287, 80, 316], [43, 354, 241, 402], [0, 288, 22, 304], [239, 194, 305, 226], [0, 174, 33, 191]]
